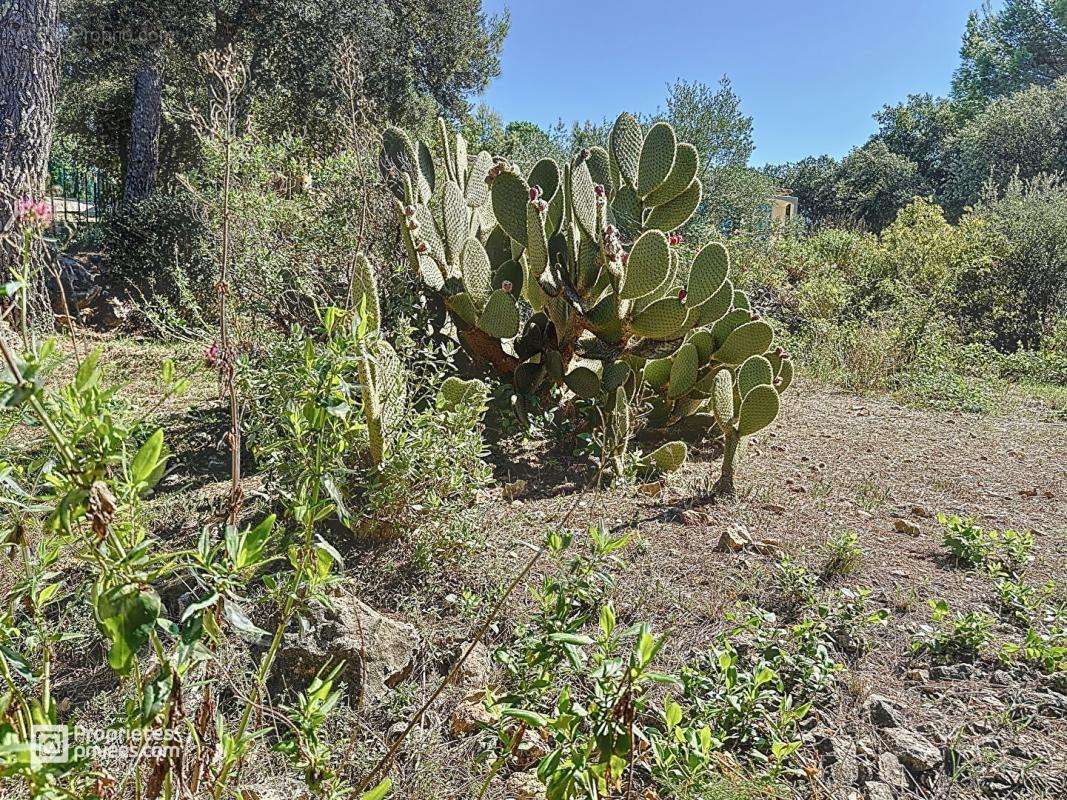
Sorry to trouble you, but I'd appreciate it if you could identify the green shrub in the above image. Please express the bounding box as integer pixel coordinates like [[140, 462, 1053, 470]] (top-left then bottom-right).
[[965, 174, 1067, 351], [100, 193, 215, 327]]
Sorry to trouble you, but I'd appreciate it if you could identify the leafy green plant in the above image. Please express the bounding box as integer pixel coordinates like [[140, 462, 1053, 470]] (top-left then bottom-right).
[[911, 600, 994, 662], [240, 291, 489, 543], [819, 530, 862, 578], [939, 513, 1033, 573]]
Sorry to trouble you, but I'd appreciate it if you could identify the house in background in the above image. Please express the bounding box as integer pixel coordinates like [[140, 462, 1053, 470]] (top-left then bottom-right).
[[767, 190, 800, 224]]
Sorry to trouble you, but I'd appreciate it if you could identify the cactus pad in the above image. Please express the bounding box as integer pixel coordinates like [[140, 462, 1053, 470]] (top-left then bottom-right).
[[687, 243, 730, 306], [737, 355, 774, 398], [631, 297, 690, 340], [620, 230, 670, 299], [601, 361, 632, 393], [737, 385, 780, 436], [442, 180, 468, 262], [491, 170, 529, 246], [646, 179, 701, 232], [565, 361, 603, 399], [667, 342, 699, 399], [711, 369, 735, 428], [351, 253, 381, 334], [526, 203, 549, 279], [462, 239, 493, 305], [477, 289, 520, 338], [645, 441, 688, 473], [638, 122, 677, 198], [438, 376, 488, 411], [646, 142, 698, 207], [448, 292, 479, 327], [465, 151, 493, 207], [610, 112, 643, 188], [712, 320, 774, 365]]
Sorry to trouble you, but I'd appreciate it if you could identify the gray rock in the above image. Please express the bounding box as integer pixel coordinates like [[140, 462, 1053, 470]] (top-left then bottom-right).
[[882, 728, 942, 773], [1035, 690, 1067, 717], [866, 694, 904, 728], [450, 694, 494, 736], [271, 591, 419, 707], [823, 736, 860, 787], [930, 663, 975, 680], [877, 752, 907, 788], [865, 781, 895, 800]]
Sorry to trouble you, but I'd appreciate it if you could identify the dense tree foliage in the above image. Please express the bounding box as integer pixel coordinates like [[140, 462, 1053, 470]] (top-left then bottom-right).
[[59, 0, 508, 183], [951, 0, 1067, 112]]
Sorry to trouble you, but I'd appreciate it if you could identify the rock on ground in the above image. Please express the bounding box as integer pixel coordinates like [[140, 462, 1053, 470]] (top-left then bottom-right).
[[881, 727, 942, 773], [270, 590, 419, 707]]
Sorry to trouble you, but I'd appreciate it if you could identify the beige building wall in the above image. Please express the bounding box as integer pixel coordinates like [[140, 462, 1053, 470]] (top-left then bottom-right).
[[768, 192, 800, 224]]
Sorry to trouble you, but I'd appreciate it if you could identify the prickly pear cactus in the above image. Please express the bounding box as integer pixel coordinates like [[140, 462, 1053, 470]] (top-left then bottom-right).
[[350, 252, 407, 467], [381, 113, 792, 492]]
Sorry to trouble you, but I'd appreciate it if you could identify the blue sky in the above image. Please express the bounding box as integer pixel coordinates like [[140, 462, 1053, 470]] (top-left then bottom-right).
[[478, 0, 983, 165]]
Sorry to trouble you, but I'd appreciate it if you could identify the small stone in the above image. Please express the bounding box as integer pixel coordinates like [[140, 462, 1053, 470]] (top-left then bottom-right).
[[864, 781, 895, 800], [882, 728, 942, 773], [450, 695, 494, 736], [910, 506, 932, 518], [877, 752, 907, 788], [716, 523, 751, 552], [1036, 690, 1067, 717], [504, 771, 545, 800], [930, 663, 975, 680], [893, 519, 922, 536], [751, 538, 783, 556], [501, 479, 527, 500], [992, 670, 1012, 685], [866, 694, 904, 728], [638, 481, 664, 496], [447, 641, 492, 690]]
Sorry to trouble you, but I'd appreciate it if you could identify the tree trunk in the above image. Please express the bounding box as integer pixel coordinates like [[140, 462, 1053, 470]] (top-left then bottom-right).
[[123, 50, 164, 204], [0, 0, 61, 330]]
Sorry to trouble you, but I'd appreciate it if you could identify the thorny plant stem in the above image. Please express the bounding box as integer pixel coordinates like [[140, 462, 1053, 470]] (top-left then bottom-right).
[[353, 491, 589, 794]]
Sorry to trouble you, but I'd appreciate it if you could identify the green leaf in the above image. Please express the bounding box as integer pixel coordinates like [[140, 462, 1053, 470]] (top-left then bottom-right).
[[222, 600, 269, 643], [501, 708, 550, 728], [130, 429, 165, 486], [94, 585, 162, 676], [75, 348, 102, 392], [0, 645, 35, 682], [360, 778, 393, 800], [548, 633, 595, 646]]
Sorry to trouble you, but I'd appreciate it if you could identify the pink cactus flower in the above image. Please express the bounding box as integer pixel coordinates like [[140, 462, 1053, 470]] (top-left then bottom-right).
[[528, 186, 542, 202], [620, 252, 629, 266], [501, 280, 513, 294], [594, 184, 605, 198], [205, 342, 222, 367], [678, 289, 688, 303]]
